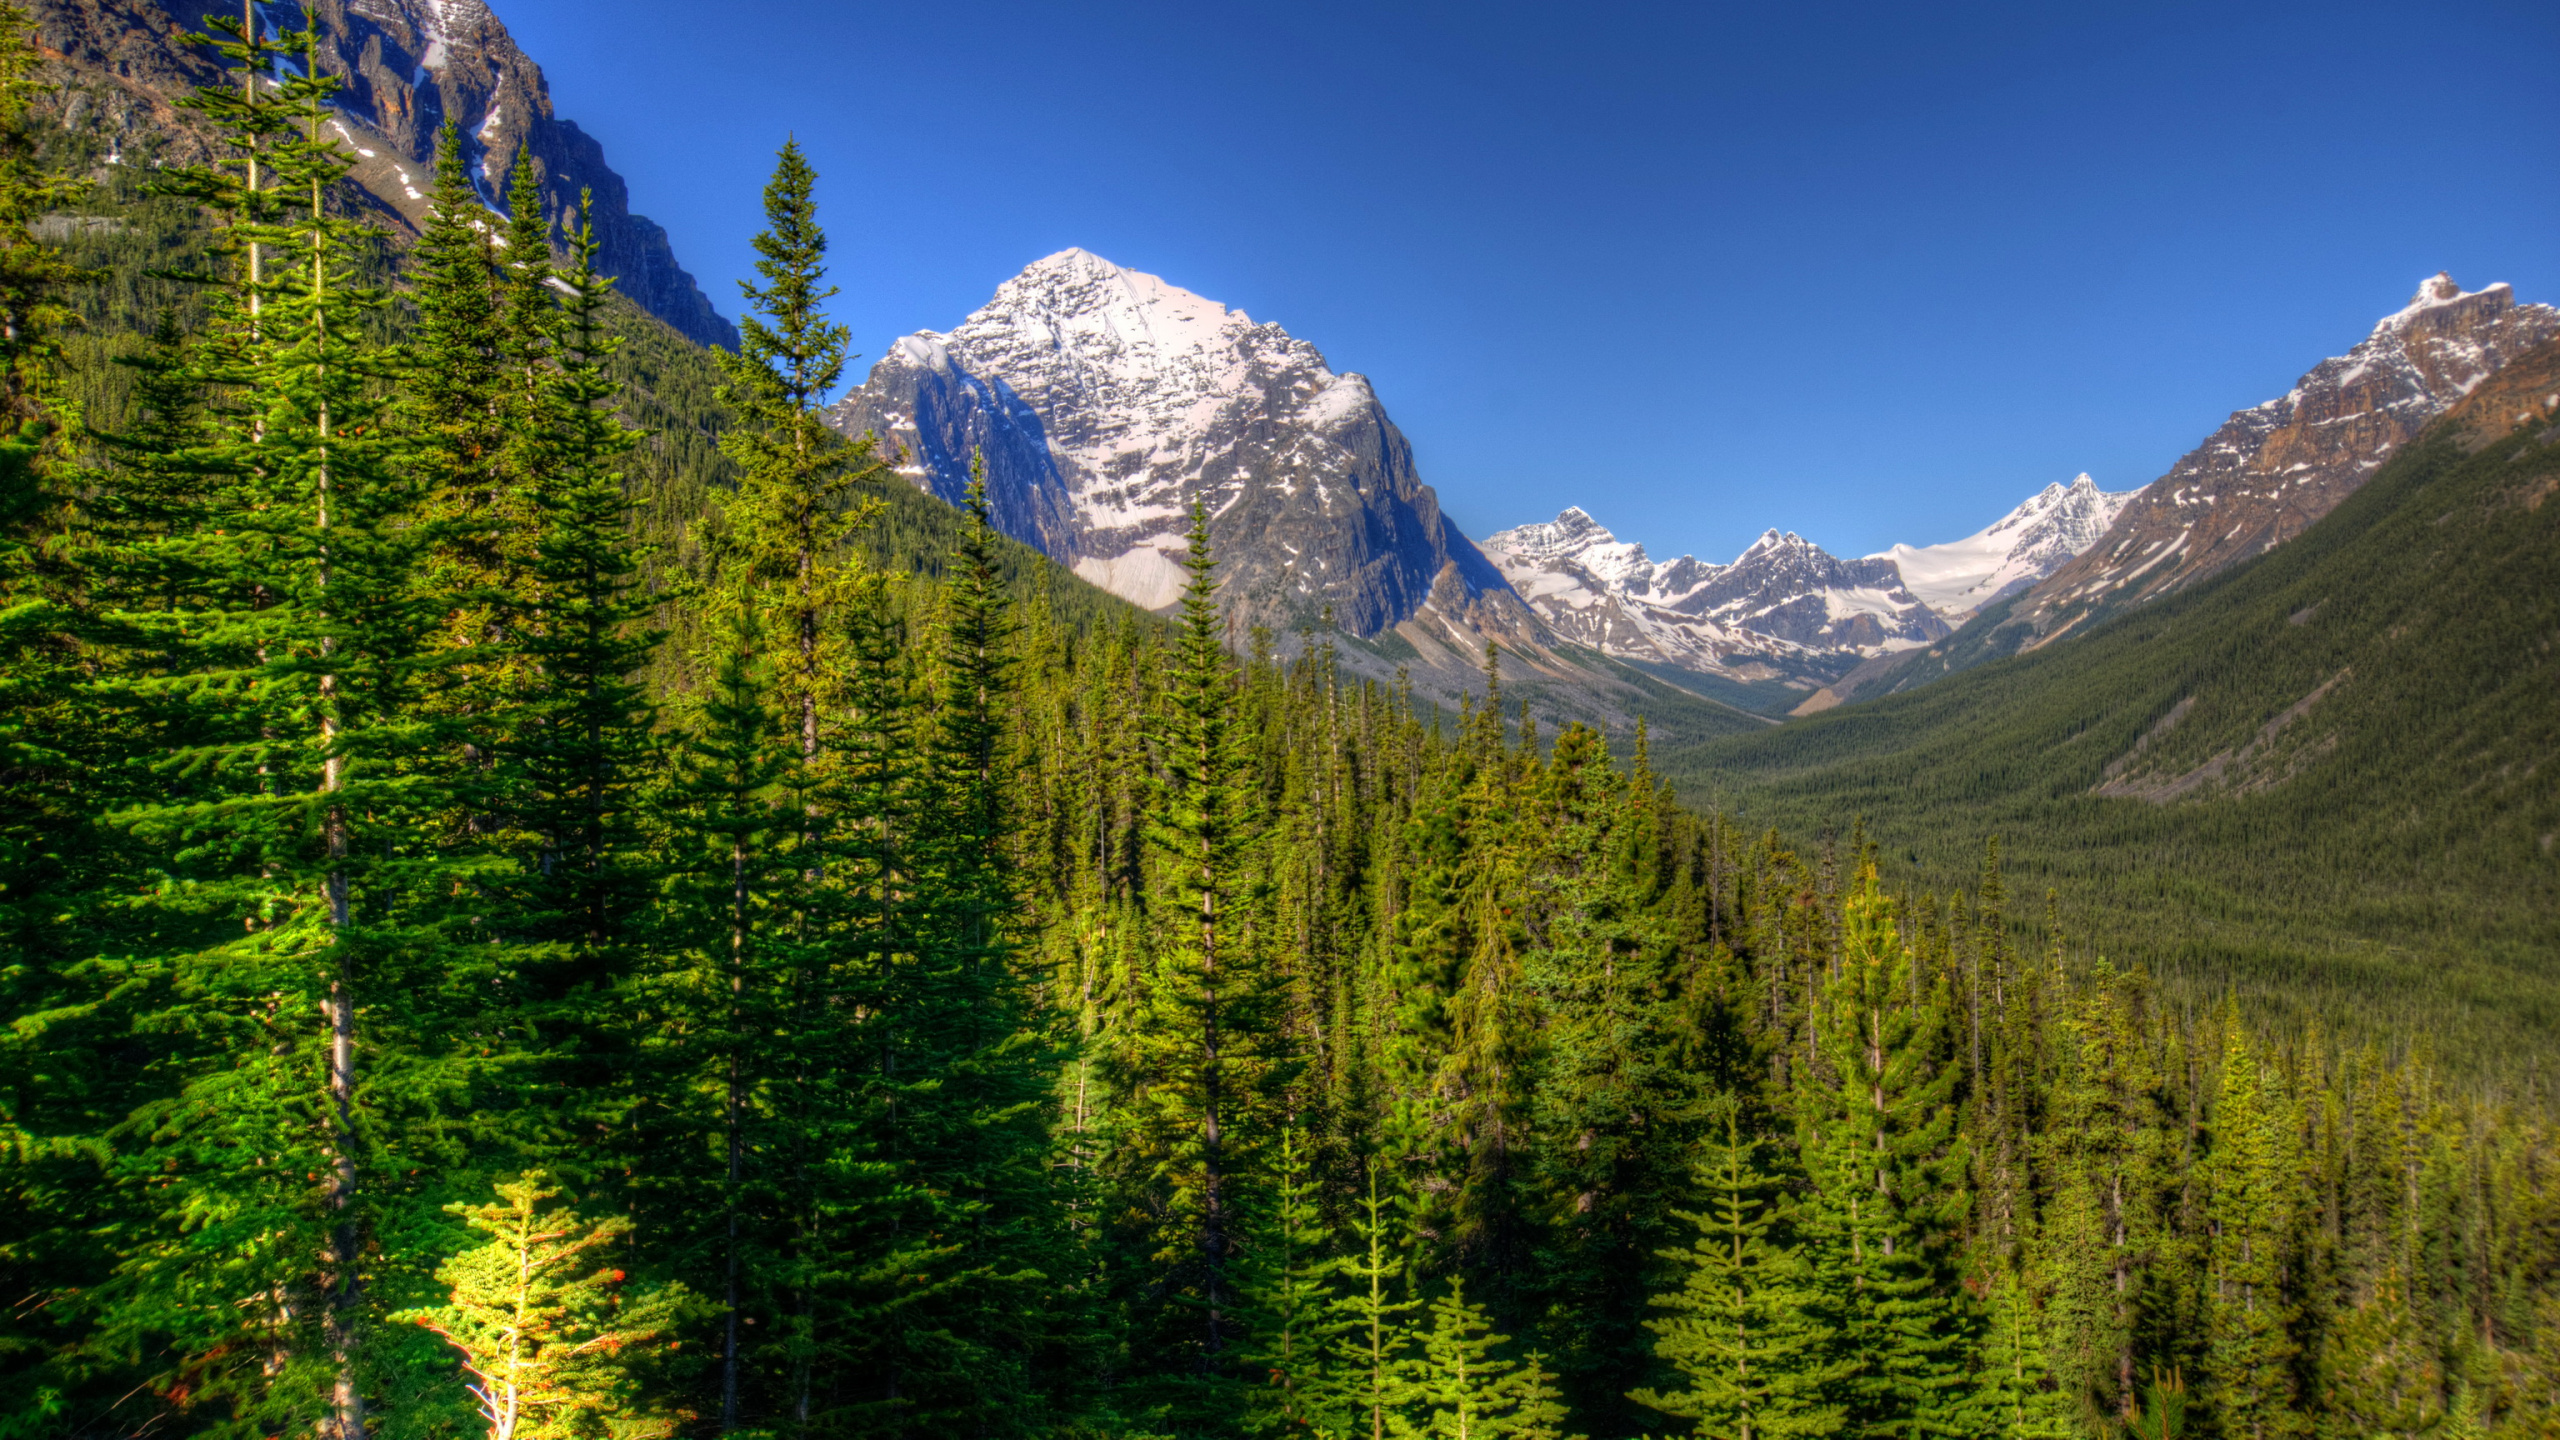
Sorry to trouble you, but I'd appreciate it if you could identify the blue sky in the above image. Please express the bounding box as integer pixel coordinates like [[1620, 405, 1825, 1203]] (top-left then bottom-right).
[[500, 0, 2558, 564]]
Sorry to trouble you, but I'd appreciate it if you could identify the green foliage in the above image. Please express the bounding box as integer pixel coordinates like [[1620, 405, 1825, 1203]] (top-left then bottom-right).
[[1630, 1109, 1844, 1439], [391, 1173, 695, 1440], [4, 7, 2559, 1438]]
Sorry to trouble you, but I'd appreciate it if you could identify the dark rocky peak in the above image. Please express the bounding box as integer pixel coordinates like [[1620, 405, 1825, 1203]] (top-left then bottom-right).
[[32, 0, 736, 347]]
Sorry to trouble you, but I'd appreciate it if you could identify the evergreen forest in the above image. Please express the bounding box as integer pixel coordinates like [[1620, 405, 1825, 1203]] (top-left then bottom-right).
[[3, 10, 2558, 1439]]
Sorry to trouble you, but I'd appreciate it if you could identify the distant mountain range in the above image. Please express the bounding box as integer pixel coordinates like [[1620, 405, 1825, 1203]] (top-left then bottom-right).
[[825, 252, 2559, 720], [30, 0, 737, 347], [823, 248, 2161, 706]]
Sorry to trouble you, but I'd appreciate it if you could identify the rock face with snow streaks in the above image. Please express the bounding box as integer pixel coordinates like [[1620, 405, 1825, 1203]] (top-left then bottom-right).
[[2013, 274, 2558, 641], [1481, 511, 1953, 689], [825, 248, 1516, 639], [29, 0, 735, 346]]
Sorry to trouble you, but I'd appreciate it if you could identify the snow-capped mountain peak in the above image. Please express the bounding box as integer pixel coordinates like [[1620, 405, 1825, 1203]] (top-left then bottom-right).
[[824, 248, 1517, 638], [1872, 472, 2139, 617], [1483, 508, 1670, 591]]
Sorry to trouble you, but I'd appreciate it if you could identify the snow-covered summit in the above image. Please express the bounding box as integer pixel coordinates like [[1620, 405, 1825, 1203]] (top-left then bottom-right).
[[825, 249, 1515, 637], [1483, 508, 1693, 594], [1872, 473, 2139, 617], [2015, 272, 2559, 632]]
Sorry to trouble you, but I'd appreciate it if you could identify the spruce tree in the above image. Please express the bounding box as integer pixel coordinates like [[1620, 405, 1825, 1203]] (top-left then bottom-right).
[[1325, 1161, 1423, 1440], [1795, 868, 1975, 1440], [1240, 1126, 1350, 1435], [2201, 1022, 2306, 1439], [89, 11, 479, 1433], [1631, 1109, 1844, 1439], [1404, 1277, 1577, 1440], [1976, 1268, 2078, 1439], [1123, 501, 1285, 1374], [392, 1174, 696, 1440]]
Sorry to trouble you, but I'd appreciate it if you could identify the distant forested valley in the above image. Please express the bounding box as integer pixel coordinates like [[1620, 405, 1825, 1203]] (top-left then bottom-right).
[[4, 8, 2559, 1440]]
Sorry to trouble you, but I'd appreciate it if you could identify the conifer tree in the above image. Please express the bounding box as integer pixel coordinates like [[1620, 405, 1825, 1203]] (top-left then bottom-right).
[[1241, 1126, 1350, 1435], [505, 196, 660, 998], [87, 11, 480, 1433], [1795, 868, 1974, 1440], [1631, 1109, 1843, 1439], [1124, 501, 1285, 1372], [1404, 1277, 1577, 1440], [2201, 1023, 2306, 1439], [710, 137, 882, 769], [1328, 1160, 1423, 1440], [394, 1173, 695, 1440], [1977, 1268, 2078, 1439]]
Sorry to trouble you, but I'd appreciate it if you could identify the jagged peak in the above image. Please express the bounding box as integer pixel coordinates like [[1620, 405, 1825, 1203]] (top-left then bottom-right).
[[2372, 272, 2514, 334]]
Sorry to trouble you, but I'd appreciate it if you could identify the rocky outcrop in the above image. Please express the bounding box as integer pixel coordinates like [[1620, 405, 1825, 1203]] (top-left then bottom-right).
[[2010, 274, 2557, 645], [824, 247, 1520, 640], [29, 0, 736, 347]]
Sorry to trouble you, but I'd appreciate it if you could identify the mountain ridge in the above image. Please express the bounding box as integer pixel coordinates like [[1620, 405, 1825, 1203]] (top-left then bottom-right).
[[29, 0, 738, 347]]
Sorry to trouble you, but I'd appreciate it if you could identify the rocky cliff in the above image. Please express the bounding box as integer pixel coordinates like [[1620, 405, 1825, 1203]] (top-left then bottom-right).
[[30, 0, 736, 347]]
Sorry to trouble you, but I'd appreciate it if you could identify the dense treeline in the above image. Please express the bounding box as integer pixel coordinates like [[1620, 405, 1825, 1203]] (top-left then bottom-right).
[[3, 10, 2558, 1438]]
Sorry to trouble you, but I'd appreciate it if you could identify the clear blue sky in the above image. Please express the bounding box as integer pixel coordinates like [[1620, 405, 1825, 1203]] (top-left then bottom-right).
[[499, 0, 2557, 564]]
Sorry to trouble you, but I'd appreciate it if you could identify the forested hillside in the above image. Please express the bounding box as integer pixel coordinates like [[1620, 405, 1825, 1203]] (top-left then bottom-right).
[[5, 10, 2560, 1440], [1659, 353, 2560, 1067]]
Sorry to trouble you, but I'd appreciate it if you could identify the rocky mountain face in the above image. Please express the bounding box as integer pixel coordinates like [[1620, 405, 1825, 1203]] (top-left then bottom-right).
[[1871, 473, 2138, 617], [29, 0, 736, 347], [824, 248, 1524, 643], [2008, 274, 2558, 647]]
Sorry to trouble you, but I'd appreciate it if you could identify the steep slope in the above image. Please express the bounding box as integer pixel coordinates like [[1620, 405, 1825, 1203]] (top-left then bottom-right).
[[825, 248, 1518, 642], [1872, 472, 2139, 617], [30, 0, 736, 346], [1658, 337, 2560, 1057], [2007, 273, 2556, 647]]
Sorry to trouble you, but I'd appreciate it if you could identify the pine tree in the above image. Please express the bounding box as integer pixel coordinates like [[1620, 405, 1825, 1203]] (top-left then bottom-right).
[[88, 11, 481, 1433], [2316, 1268, 2444, 1439], [393, 1173, 696, 1440], [1123, 501, 1285, 1374], [709, 137, 882, 772], [1795, 868, 1975, 1440], [504, 196, 660, 1002], [2201, 1021, 2306, 1439], [1403, 1277, 1578, 1440], [1976, 1267, 2079, 1439], [1241, 1126, 1350, 1435], [1327, 1160, 1423, 1440], [1630, 1109, 1844, 1439]]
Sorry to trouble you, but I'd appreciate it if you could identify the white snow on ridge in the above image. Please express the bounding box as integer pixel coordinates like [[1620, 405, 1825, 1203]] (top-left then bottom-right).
[[869, 248, 1366, 610], [1071, 546, 1192, 611], [1871, 473, 2138, 617]]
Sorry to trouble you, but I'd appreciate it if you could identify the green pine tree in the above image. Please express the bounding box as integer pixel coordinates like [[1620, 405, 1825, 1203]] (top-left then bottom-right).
[[1630, 1108, 1844, 1439], [1795, 867, 1975, 1440], [1327, 1160, 1423, 1440], [2201, 1021, 2306, 1440], [1403, 1277, 1578, 1440]]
